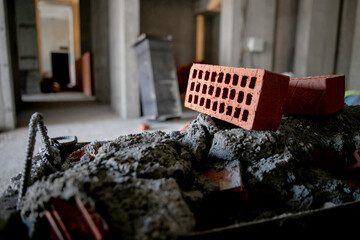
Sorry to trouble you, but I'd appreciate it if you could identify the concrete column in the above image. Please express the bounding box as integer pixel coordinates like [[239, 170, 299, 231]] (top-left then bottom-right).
[[6, 0, 21, 110], [80, 0, 92, 54], [109, 0, 140, 119], [273, 0, 298, 74], [348, 1, 360, 90], [14, 0, 41, 94], [0, 0, 16, 130], [204, 13, 220, 65], [219, 0, 244, 67], [293, 0, 340, 77], [219, 0, 277, 70], [335, 0, 357, 90], [91, 0, 110, 103]]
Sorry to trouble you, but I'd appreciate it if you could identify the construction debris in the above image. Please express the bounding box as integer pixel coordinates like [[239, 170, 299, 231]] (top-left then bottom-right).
[[1, 106, 360, 238]]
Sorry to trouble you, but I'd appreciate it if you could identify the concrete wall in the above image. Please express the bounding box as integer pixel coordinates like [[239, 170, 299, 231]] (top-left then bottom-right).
[[5, 0, 21, 112], [348, 0, 360, 90], [109, 0, 140, 118], [219, 0, 277, 70], [217, 0, 360, 87], [140, 0, 197, 69], [0, 0, 16, 130], [14, 0, 41, 94], [294, 0, 340, 77], [241, 0, 277, 70], [91, 0, 110, 103], [80, 0, 92, 54], [273, 0, 298, 74], [335, 0, 357, 89], [204, 13, 220, 65]]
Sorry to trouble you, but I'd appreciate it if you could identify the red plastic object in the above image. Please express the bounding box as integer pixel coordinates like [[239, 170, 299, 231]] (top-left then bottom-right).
[[283, 75, 345, 115], [184, 64, 289, 130]]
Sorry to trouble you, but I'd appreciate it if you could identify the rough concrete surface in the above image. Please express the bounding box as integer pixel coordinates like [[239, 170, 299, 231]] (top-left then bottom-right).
[[1, 104, 360, 239], [0, 99, 196, 196]]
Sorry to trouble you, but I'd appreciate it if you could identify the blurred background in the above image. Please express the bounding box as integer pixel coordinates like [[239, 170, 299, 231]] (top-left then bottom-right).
[[2, 0, 360, 130]]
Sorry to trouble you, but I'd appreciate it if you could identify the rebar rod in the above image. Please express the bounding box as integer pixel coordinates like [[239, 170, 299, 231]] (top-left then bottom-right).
[[17, 112, 53, 209]]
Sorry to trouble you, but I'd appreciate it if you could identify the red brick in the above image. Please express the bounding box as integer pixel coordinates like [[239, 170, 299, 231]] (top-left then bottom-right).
[[283, 75, 345, 115], [138, 123, 150, 131], [69, 144, 89, 162], [203, 162, 243, 191], [178, 123, 189, 132], [349, 149, 360, 171], [203, 161, 248, 200], [184, 64, 290, 130], [81, 52, 94, 97]]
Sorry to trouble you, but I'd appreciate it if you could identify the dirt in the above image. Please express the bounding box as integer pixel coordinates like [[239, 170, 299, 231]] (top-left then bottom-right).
[[2, 105, 360, 239]]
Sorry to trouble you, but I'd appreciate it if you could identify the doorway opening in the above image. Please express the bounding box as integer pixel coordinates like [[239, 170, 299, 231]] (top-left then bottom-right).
[[34, 0, 88, 98]]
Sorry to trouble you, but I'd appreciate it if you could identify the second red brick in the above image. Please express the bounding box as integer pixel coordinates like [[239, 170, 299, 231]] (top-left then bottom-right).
[[283, 75, 345, 115]]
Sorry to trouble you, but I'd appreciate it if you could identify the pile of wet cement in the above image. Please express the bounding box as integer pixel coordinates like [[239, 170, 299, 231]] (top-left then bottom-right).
[[2, 105, 360, 239]]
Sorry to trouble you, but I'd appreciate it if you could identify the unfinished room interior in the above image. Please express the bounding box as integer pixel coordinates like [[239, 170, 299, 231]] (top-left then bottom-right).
[[1, 0, 360, 238]]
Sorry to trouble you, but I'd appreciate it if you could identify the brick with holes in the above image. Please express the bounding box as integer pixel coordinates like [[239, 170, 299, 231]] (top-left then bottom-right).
[[184, 63, 290, 130], [283, 75, 345, 115]]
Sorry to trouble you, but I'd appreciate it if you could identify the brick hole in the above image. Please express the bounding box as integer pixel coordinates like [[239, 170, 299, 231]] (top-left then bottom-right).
[[226, 106, 232, 116], [202, 84, 207, 94], [219, 103, 225, 113], [194, 95, 198, 104], [246, 93, 252, 105], [192, 70, 197, 79], [195, 83, 201, 92], [225, 73, 231, 84], [208, 86, 214, 95], [241, 76, 248, 87], [249, 77, 256, 89], [188, 94, 193, 103], [199, 70, 203, 79], [215, 87, 221, 97], [232, 74, 239, 86], [205, 99, 211, 109], [234, 107, 241, 118], [218, 73, 224, 83], [212, 101, 218, 111], [229, 89, 236, 100], [200, 97, 205, 106], [222, 88, 229, 99], [242, 110, 249, 121], [211, 72, 217, 82], [190, 82, 195, 91], [205, 71, 210, 80], [237, 91, 244, 103]]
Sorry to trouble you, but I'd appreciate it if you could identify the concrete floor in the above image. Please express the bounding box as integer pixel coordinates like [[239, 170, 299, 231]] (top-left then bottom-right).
[[0, 92, 197, 195]]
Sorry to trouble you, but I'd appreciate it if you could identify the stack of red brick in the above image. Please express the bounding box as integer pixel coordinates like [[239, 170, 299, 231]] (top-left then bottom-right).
[[184, 63, 345, 131]]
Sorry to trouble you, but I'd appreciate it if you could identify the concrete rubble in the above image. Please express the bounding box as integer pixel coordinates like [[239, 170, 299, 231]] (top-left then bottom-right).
[[1, 105, 360, 239]]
